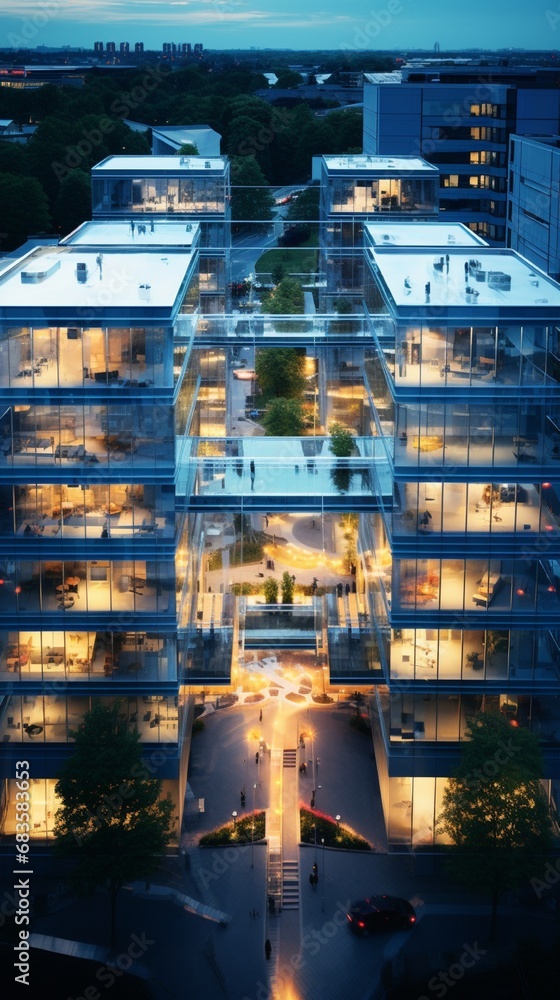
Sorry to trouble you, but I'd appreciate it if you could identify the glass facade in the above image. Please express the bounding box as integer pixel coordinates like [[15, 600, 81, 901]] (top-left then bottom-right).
[[91, 157, 231, 313], [0, 242, 199, 842]]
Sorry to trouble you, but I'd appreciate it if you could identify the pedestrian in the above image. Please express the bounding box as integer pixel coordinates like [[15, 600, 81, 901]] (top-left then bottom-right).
[[265, 515, 269, 528], [259, 709, 262, 722], [240, 790, 246, 806], [150, 219, 155, 233], [265, 939, 272, 960], [345, 583, 350, 595], [312, 518, 315, 528], [316, 758, 320, 770], [291, 574, 296, 584], [255, 751, 259, 764], [130, 220, 135, 236]]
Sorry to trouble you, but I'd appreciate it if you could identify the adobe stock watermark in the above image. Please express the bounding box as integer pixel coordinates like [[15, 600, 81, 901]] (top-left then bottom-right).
[[6, 0, 69, 48], [417, 941, 487, 999], [341, 0, 415, 51], [65, 931, 155, 1000]]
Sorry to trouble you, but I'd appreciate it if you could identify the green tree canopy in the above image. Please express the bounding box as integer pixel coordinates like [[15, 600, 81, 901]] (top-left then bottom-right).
[[267, 276, 305, 315], [328, 422, 355, 457], [177, 142, 199, 155], [54, 702, 174, 948], [281, 570, 295, 603], [55, 168, 91, 238], [438, 711, 554, 940], [230, 155, 274, 223], [274, 70, 303, 89], [255, 347, 306, 399], [263, 397, 305, 436], [286, 185, 320, 223], [263, 577, 279, 604], [0, 172, 51, 249]]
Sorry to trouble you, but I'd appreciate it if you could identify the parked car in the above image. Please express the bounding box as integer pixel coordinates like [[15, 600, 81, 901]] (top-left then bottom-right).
[[346, 895, 416, 934], [232, 368, 256, 380]]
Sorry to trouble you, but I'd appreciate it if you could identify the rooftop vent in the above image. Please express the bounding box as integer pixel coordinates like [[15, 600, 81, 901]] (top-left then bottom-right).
[[20, 258, 61, 284], [138, 283, 151, 301], [204, 160, 211, 168], [76, 262, 88, 284], [487, 271, 511, 292], [179, 157, 190, 167]]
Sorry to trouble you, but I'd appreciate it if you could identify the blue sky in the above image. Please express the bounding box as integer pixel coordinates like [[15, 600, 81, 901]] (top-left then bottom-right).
[[0, 1, 551, 51]]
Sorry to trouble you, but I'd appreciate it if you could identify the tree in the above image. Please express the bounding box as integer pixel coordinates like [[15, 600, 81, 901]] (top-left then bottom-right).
[[286, 186, 319, 223], [177, 142, 199, 155], [0, 172, 51, 249], [274, 70, 303, 89], [255, 347, 306, 399], [230, 155, 274, 225], [328, 422, 354, 457], [263, 577, 279, 604], [267, 276, 305, 314], [329, 422, 355, 494], [55, 168, 91, 237], [271, 262, 285, 285], [438, 711, 553, 941], [263, 397, 305, 436], [54, 702, 174, 949], [281, 570, 294, 604]]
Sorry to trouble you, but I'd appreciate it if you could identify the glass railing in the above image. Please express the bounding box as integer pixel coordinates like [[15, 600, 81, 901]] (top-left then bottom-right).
[[194, 314, 379, 341], [178, 436, 392, 500]]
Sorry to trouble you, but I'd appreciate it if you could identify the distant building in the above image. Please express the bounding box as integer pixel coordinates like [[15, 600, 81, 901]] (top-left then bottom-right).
[[151, 126, 221, 158], [194, 44, 204, 55], [363, 63, 560, 244], [106, 42, 116, 54], [0, 65, 87, 89], [94, 42, 103, 55], [120, 42, 130, 56], [135, 42, 144, 54], [507, 133, 560, 282], [181, 43, 192, 57]]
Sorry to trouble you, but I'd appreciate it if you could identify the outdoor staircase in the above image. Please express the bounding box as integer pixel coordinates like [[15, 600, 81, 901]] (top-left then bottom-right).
[[282, 748, 297, 768], [281, 859, 300, 910]]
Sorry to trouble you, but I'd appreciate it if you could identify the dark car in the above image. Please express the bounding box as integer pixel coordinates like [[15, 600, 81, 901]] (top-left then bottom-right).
[[347, 895, 416, 934]]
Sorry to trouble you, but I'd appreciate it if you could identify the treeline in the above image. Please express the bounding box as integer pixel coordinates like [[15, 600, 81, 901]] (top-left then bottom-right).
[[0, 63, 362, 248]]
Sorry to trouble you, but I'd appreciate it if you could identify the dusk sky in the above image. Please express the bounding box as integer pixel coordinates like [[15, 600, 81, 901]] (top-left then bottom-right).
[[0, 1, 549, 51]]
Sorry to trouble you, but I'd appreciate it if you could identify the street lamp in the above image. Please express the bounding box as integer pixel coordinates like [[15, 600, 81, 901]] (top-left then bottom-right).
[[232, 810, 237, 830], [321, 837, 325, 912], [335, 814, 341, 830]]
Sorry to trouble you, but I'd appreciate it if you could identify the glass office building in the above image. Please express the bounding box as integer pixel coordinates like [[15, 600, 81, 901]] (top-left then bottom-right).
[[363, 222, 560, 843], [318, 155, 439, 312], [0, 228, 200, 841], [91, 155, 231, 313]]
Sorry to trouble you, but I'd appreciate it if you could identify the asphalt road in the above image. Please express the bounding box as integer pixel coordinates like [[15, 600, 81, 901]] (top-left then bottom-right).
[[231, 227, 278, 282]]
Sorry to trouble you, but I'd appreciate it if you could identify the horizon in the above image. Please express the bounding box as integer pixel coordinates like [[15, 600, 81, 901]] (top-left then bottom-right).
[[0, 1, 545, 53]]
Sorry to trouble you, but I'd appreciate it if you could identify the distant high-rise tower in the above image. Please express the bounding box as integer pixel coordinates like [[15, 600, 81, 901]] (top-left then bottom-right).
[[181, 43, 191, 57], [163, 43, 172, 55], [434, 41, 440, 52], [194, 43, 203, 55], [135, 42, 144, 54], [94, 41, 103, 55], [106, 42, 116, 54], [120, 42, 130, 55]]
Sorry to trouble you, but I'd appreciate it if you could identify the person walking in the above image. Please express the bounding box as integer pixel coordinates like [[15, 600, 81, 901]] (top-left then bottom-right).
[[265, 939, 272, 960], [259, 709, 262, 722]]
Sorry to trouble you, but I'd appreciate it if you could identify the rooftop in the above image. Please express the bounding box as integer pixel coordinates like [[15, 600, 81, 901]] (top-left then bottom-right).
[[322, 154, 437, 174], [151, 125, 221, 157], [0, 245, 195, 313], [92, 155, 227, 174], [61, 219, 200, 248], [365, 222, 486, 248], [370, 248, 560, 314]]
